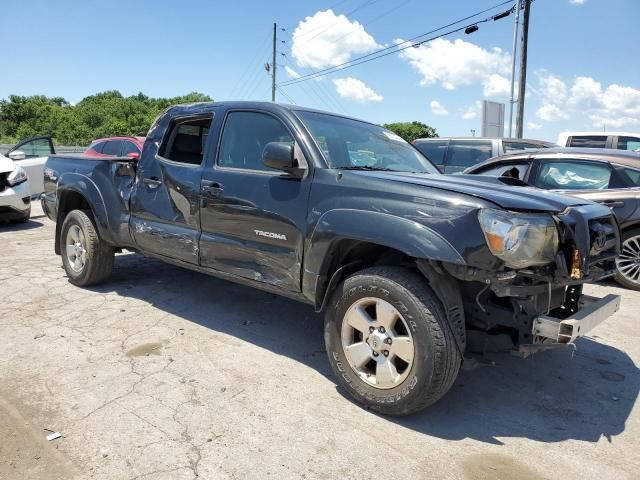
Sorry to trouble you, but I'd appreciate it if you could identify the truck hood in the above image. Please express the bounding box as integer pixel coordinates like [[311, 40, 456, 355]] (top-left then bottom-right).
[[358, 171, 591, 212], [0, 154, 15, 174]]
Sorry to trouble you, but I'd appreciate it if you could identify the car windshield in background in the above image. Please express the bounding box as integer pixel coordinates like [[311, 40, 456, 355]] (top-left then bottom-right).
[[296, 111, 439, 174]]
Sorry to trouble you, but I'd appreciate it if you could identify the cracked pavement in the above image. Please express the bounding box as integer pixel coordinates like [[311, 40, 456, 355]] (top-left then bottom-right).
[[1, 204, 639, 479]]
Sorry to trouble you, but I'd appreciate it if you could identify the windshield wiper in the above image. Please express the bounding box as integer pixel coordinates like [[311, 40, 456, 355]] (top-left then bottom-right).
[[338, 166, 397, 171]]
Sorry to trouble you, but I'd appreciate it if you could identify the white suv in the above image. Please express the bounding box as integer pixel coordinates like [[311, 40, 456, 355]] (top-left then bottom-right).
[[557, 132, 640, 152], [0, 154, 31, 223]]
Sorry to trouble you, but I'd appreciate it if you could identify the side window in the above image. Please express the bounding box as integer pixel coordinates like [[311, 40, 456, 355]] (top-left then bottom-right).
[[621, 168, 640, 186], [14, 137, 54, 158], [218, 111, 293, 171], [568, 136, 607, 148], [617, 136, 640, 151], [413, 140, 447, 166], [503, 141, 548, 152], [536, 160, 612, 190], [121, 141, 140, 155], [89, 141, 105, 154], [160, 115, 212, 165], [446, 140, 493, 169], [475, 162, 531, 181], [102, 140, 123, 156]]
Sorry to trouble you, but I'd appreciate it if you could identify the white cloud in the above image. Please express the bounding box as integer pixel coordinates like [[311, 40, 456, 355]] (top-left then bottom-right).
[[461, 101, 481, 120], [430, 100, 448, 116], [292, 10, 380, 69], [284, 66, 301, 79], [483, 74, 511, 98], [527, 121, 542, 130], [569, 0, 586, 5], [333, 77, 383, 102], [537, 72, 567, 104], [536, 104, 569, 121], [568, 76, 640, 128], [397, 38, 510, 98]]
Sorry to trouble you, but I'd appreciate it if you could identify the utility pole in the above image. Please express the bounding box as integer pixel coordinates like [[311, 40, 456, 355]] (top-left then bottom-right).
[[515, 0, 531, 139], [507, 0, 521, 138], [271, 22, 277, 102]]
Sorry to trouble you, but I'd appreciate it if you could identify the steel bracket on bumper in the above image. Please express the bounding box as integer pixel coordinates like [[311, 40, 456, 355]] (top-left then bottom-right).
[[519, 294, 621, 354]]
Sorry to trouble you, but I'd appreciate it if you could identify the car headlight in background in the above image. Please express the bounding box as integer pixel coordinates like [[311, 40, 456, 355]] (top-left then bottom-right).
[[478, 208, 559, 269], [6, 166, 28, 186]]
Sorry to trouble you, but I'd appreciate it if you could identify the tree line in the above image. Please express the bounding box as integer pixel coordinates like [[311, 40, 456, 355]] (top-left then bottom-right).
[[0, 91, 437, 146]]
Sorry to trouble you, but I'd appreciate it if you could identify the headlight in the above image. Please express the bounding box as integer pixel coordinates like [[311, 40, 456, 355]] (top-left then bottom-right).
[[6, 166, 28, 186], [478, 208, 559, 269]]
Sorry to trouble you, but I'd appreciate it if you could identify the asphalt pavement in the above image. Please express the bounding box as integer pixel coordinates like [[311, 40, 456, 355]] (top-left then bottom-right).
[[1, 203, 638, 480]]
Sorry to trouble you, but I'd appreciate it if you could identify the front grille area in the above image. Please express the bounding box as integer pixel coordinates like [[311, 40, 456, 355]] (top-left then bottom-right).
[[556, 205, 620, 280], [588, 216, 619, 266], [0, 172, 7, 192]]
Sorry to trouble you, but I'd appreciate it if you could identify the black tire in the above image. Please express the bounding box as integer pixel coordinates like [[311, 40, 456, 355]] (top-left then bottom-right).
[[613, 228, 640, 291], [324, 266, 461, 416], [60, 209, 114, 286]]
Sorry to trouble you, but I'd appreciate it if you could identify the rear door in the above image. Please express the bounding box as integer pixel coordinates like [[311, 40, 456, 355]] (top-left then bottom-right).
[[444, 140, 493, 173], [130, 114, 213, 264], [199, 108, 311, 291], [8, 136, 55, 195]]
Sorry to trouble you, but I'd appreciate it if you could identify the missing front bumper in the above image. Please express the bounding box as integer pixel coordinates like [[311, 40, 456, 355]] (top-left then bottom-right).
[[519, 294, 620, 354]]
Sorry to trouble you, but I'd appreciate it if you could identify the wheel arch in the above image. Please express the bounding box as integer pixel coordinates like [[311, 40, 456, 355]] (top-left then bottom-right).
[[54, 178, 111, 254], [303, 209, 466, 311]]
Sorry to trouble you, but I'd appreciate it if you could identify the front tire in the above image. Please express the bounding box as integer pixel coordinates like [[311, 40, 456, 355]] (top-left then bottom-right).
[[60, 210, 114, 286], [614, 228, 640, 291], [324, 266, 461, 416]]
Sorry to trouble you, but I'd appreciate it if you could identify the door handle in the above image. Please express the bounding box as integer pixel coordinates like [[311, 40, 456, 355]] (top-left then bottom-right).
[[600, 201, 625, 208], [202, 180, 224, 197], [143, 176, 162, 189]]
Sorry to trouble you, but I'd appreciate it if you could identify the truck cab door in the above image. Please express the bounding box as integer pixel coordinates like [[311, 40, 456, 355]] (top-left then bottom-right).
[[130, 114, 213, 264], [199, 109, 311, 292]]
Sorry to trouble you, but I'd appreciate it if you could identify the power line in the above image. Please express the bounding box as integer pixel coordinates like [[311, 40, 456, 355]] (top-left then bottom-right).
[[278, 0, 514, 87]]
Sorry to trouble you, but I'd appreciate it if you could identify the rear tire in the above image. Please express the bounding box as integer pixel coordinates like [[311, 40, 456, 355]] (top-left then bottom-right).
[[614, 228, 640, 291], [60, 210, 114, 286], [324, 266, 461, 416]]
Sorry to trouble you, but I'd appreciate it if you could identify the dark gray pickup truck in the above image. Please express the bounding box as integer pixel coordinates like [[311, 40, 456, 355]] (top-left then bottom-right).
[[43, 101, 622, 415]]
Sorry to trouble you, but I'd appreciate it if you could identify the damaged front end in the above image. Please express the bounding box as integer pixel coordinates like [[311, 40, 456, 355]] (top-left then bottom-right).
[[444, 204, 621, 355]]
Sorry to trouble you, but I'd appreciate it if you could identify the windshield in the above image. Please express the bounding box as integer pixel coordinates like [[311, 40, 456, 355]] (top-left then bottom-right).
[[296, 111, 439, 174]]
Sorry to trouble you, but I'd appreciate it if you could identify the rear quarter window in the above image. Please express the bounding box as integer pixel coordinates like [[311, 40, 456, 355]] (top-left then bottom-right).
[[446, 140, 493, 169]]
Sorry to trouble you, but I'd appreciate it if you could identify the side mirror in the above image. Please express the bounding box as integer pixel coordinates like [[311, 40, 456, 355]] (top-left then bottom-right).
[[262, 142, 299, 174], [8, 150, 26, 161], [126, 152, 140, 160]]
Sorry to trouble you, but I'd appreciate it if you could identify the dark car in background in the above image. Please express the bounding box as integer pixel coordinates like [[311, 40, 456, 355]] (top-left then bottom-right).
[[85, 136, 145, 158], [412, 137, 555, 173], [465, 148, 640, 290]]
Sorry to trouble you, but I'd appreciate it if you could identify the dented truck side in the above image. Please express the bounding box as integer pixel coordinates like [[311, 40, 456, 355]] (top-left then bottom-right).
[[42, 101, 622, 415]]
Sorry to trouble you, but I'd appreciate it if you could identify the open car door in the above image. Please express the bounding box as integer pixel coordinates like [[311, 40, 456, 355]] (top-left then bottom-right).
[[7, 136, 55, 195]]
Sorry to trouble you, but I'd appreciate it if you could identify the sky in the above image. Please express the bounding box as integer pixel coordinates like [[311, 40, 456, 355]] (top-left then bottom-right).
[[1, 0, 638, 142]]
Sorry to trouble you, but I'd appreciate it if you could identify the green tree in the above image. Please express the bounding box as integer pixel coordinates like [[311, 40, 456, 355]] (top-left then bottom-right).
[[0, 91, 213, 145], [382, 121, 438, 143]]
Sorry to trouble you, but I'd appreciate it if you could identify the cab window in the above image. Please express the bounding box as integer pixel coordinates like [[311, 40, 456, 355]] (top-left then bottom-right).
[[446, 140, 493, 170], [413, 140, 447, 167], [218, 111, 292, 171], [475, 162, 531, 181], [568, 136, 607, 148], [160, 115, 212, 165], [617, 136, 640, 151]]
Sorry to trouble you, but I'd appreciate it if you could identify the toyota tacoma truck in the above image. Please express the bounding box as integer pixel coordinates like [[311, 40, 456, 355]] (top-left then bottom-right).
[[42, 102, 622, 415]]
